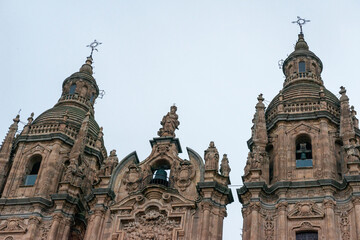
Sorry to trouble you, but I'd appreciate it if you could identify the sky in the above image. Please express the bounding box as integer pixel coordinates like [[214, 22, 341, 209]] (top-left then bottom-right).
[[1, 1, 360, 239]]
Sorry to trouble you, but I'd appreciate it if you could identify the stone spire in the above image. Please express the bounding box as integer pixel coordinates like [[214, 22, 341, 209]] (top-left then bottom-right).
[[339, 86, 355, 145], [252, 94, 268, 147], [0, 114, 20, 193], [157, 105, 180, 137], [69, 111, 90, 162]]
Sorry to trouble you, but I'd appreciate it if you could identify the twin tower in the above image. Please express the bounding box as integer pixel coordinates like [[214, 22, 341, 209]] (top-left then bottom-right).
[[1, 29, 360, 240]]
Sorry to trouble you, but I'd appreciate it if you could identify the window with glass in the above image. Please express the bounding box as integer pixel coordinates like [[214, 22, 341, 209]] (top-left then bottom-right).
[[296, 231, 318, 240], [24, 155, 42, 186], [69, 83, 77, 95], [296, 135, 313, 168], [299, 61, 306, 73]]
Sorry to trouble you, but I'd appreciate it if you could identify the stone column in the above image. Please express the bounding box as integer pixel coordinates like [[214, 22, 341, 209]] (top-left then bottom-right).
[[353, 197, 360, 240], [217, 209, 226, 240], [84, 209, 105, 240], [28, 216, 41, 239], [249, 202, 260, 240], [323, 199, 336, 240], [48, 213, 63, 240], [276, 202, 288, 240], [200, 203, 212, 240], [61, 218, 73, 240]]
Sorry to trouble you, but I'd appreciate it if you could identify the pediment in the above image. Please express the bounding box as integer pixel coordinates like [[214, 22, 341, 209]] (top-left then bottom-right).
[[288, 201, 324, 219], [23, 144, 50, 156], [286, 123, 320, 135]]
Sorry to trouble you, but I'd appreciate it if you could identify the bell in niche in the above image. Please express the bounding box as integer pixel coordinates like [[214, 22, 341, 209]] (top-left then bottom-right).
[[300, 143, 307, 160], [154, 169, 167, 181]]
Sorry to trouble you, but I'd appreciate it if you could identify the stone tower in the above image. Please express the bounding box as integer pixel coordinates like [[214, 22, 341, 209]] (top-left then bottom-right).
[[0, 55, 233, 239], [238, 31, 360, 239]]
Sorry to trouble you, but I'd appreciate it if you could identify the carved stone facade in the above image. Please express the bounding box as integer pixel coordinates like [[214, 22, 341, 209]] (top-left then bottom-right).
[[238, 30, 360, 239], [0, 56, 232, 239]]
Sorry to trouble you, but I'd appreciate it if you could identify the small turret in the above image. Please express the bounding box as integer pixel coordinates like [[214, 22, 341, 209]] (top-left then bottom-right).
[[339, 86, 355, 145], [0, 115, 20, 194]]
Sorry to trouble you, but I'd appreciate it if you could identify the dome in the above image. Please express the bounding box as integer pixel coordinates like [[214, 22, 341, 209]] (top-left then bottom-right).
[[32, 105, 101, 138]]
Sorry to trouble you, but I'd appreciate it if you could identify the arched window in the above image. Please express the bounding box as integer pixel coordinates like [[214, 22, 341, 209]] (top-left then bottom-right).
[[299, 61, 306, 73], [296, 231, 318, 240], [90, 93, 95, 104], [69, 83, 77, 95], [24, 155, 42, 186], [296, 135, 313, 168]]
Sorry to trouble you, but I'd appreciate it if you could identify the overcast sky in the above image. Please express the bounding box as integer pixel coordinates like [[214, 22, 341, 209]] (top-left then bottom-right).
[[1, 1, 360, 239]]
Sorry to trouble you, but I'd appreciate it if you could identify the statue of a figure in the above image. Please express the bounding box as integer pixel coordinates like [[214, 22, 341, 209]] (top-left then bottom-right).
[[244, 152, 253, 175], [157, 105, 180, 137], [220, 154, 231, 177], [100, 149, 119, 176], [204, 141, 219, 171]]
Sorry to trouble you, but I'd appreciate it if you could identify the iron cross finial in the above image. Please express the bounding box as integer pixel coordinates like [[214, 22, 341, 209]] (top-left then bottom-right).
[[292, 16, 310, 34], [86, 40, 102, 58]]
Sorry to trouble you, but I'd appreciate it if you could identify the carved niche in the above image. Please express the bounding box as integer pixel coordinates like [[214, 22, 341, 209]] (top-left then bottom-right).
[[119, 206, 181, 240], [288, 201, 324, 219], [123, 164, 143, 192], [172, 161, 195, 191], [0, 218, 27, 233]]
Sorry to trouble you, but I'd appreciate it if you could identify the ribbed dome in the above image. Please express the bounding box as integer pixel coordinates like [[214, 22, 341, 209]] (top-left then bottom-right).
[[267, 83, 339, 110], [32, 105, 101, 138]]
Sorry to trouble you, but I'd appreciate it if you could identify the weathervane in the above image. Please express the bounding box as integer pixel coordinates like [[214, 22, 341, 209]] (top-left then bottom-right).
[[292, 16, 310, 34], [86, 40, 102, 58]]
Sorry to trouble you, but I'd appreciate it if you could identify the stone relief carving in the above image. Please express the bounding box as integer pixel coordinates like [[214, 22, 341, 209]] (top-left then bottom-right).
[[204, 141, 219, 171], [173, 161, 195, 191], [62, 159, 85, 187], [288, 201, 324, 219], [220, 154, 231, 177], [344, 138, 360, 162], [123, 164, 143, 192], [0, 218, 27, 233], [157, 105, 180, 137], [264, 215, 274, 240], [120, 207, 181, 240], [340, 211, 350, 240]]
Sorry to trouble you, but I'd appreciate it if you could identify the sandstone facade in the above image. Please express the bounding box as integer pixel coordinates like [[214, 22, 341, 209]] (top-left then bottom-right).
[[238, 32, 360, 240], [0, 57, 233, 239]]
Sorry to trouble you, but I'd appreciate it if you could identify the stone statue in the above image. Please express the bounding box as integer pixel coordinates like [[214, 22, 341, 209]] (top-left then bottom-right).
[[220, 154, 231, 177], [123, 164, 143, 192], [204, 141, 219, 171], [101, 149, 119, 176], [157, 105, 180, 137]]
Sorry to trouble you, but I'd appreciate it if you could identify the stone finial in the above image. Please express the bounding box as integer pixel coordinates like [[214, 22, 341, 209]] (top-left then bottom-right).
[[27, 112, 34, 125], [339, 86, 355, 144], [351, 106, 359, 129], [69, 112, 90, 162], [252, 94, 268, 147], [339, 86, 349, 102], [220, 154, 231, 177], [157, 105, 180, 137], [204, 141, 219, 171], [95, 127, 104, 149]]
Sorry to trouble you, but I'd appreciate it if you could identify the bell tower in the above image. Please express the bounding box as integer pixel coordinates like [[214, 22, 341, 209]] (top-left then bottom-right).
[[238, 18, 360, 240], [0, 44, 107, 239]]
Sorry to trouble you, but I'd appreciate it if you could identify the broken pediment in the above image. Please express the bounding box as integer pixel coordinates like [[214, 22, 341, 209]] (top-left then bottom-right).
[[286, 123, 320, 135], [288, 201, 324, 219]]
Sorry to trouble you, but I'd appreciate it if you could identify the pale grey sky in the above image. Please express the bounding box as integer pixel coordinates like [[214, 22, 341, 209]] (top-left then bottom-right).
[[1, 1, 360, 239]]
